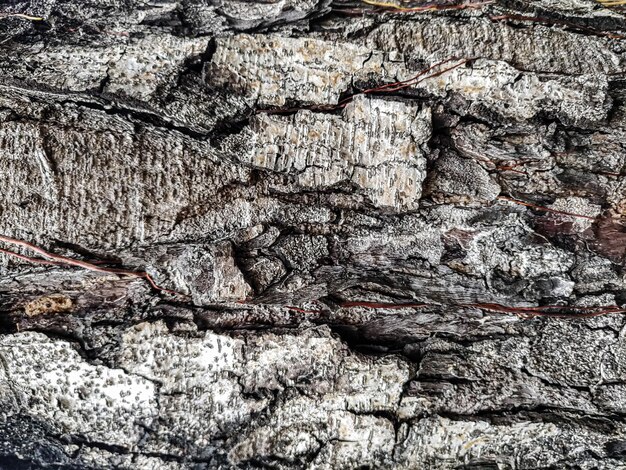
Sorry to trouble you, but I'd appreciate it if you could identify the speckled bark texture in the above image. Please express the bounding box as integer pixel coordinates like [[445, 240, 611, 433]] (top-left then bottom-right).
[[2, 0, 626, 468]]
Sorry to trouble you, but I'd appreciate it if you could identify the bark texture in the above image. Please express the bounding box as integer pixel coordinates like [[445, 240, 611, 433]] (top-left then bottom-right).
[[1, 0, 626, 468]]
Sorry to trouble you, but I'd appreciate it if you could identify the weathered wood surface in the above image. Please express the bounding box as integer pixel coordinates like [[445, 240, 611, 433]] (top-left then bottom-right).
[[1, 0, 626, 468]]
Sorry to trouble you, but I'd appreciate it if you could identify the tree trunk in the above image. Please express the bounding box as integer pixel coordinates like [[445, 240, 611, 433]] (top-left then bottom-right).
[[1, 0, 626, 468]]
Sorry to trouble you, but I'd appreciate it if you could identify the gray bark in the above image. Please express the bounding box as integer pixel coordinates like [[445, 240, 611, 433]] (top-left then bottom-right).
[[1, 0, 626, 468]]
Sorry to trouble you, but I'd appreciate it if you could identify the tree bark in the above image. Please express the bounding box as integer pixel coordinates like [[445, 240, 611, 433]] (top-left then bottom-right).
[[1, 0, 626, 468]]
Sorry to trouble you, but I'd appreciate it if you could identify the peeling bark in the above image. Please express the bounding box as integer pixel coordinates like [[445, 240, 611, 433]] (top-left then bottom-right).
[[2, 0, 626, 468]]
